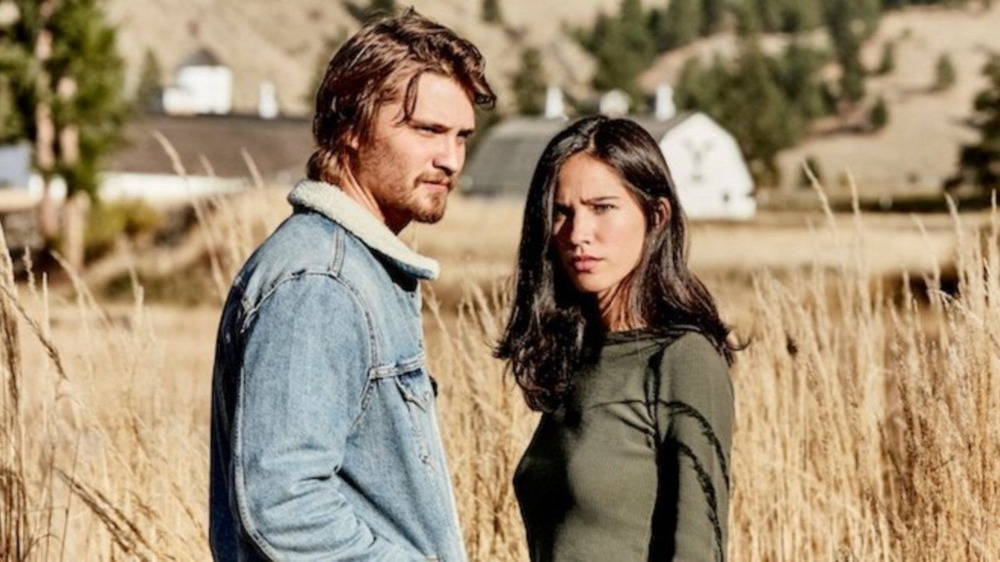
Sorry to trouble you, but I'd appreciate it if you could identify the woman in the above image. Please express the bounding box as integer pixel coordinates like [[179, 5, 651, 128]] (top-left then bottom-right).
[[496, 115, 737, 561]]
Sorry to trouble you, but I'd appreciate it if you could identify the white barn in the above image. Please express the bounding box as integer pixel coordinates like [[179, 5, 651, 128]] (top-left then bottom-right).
[[462, 112, 756, 220], [658, 112, 755, 219], [163, 48, 233, 116]]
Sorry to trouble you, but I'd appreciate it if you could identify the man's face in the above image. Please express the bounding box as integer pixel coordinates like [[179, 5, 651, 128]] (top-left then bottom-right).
[[351, 73, 476, 233]]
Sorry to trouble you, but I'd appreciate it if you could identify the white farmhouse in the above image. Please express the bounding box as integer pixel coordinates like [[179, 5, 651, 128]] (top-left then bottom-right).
[[163, 48, 233, 115], [657, 112, 755, 219], [462, 111, 755, 220]]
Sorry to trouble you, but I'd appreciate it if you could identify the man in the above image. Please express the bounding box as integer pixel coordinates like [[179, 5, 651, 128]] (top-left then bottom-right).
[[209, 10, 495, 560]]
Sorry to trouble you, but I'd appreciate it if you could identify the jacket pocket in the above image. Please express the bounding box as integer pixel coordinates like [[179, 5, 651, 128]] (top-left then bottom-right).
[[394, 368, 438, 470]]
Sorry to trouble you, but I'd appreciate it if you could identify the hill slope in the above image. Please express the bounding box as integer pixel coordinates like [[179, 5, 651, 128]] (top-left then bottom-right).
[[106, 0, 638, 115], [105, 1, 1000, 195], [639, 4, 1000, 192]]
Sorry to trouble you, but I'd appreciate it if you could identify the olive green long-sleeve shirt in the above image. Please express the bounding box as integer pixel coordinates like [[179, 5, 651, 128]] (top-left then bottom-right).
[[514, 330, 734, 561]]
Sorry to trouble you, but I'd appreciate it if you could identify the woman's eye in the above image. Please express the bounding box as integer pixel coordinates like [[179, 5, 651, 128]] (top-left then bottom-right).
[[593, 204, 614, 214]]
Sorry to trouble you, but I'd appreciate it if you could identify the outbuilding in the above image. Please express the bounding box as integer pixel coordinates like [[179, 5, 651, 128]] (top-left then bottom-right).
[[462, 111, 756, 220]]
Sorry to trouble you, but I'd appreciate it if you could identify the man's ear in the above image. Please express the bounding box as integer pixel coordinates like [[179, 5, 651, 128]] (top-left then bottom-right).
[[651, 198, 672, 228], [345, 129, 360, 151]]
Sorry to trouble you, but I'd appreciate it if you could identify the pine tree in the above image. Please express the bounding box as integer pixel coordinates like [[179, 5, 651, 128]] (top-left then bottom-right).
[[869, 95, 889, 130], [826, 0, 867, 105], [619, 0, 654, 65], [877, 41, 895, 75], [654, 0, 703, 51], [701, 0, 726, 35], [932, 53, 956, 91], [753, 0, 784, 32], [482, 0, 503, 24], [778, 38, 829, 120], [0, 0, 130, 265], [369, 0, 396, 16], [722, 41, 799, 185], [784, 0, 823, 33], [511, 47, 546, 116], [135, 48, 163, 113], [851, 0, 881, 40], [954, 54, 1000, 196], [0, 41, 30, 141], [347, 0, 396, 22], [674, 54, 733, 116], [589, 0, 655, 100]]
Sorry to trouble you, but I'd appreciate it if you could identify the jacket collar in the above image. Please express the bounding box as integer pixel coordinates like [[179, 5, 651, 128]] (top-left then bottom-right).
[[288, 179, 440, 280]]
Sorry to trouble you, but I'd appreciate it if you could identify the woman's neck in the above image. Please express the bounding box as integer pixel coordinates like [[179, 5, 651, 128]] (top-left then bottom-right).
[[594, 286, 643, 333]]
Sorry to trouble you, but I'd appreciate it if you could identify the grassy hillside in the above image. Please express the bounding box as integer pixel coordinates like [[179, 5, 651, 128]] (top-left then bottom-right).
[[105, 0, 637, 115], [104, 1, 1000, 195], [640, 4, 1000, 193]]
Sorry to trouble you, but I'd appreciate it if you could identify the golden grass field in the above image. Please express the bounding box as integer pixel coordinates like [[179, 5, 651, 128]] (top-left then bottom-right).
[[2, 187, 998, 561]]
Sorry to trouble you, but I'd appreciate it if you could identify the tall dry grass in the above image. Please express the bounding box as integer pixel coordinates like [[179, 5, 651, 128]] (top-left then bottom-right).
[[0, 188, 997, 560]]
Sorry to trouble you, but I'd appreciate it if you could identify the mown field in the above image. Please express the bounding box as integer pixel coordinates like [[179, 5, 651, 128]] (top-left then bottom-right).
[[2, 188, 998, 561]]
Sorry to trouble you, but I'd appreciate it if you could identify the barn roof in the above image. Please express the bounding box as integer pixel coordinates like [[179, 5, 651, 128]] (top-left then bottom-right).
[[106, 113, 313, 181], [179, 47, 224, 68], [461, 112, 694, 197]]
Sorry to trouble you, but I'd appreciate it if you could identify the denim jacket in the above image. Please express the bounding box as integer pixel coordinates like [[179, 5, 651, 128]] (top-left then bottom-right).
[[210, 180, 466, 561]]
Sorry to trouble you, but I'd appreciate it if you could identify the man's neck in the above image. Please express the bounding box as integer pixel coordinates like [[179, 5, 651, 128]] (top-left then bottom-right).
[[328, 171, 409, 234]]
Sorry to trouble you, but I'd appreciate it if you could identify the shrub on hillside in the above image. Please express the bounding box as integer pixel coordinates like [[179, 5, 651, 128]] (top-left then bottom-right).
[[84, 200, 161, 262]]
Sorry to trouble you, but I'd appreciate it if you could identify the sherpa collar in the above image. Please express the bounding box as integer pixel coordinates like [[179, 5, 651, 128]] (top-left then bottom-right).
[[287, 179, 440, 280]]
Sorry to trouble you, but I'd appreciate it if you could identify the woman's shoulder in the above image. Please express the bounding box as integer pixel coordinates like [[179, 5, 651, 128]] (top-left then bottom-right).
[[657, 330, 732, 396]]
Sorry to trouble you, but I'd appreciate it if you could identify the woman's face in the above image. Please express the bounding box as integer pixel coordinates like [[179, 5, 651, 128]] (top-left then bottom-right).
[[551, 153, 648, 306]]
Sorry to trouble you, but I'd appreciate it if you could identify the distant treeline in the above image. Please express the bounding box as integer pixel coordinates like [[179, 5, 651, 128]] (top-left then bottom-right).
[[559, 0, 988, 185]]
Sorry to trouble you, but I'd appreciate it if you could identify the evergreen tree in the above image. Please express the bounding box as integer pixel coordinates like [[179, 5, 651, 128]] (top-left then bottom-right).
[[932, 53, 956, 91], [869, 95, 889, 130], [954, 54, 1000, 195], [0, 0, 130, 259], [482, 0, 503, 24], [674, 57, 721, 112], [654, 0, 703, 51], [877, 41, 895, 75], [784, 0, 824, 32], [511, 47, 546, 116], [0, 40, 30, 141], [826, 0, 867, 105], [727, 43, 799, 185], [881, 0, 909, 9], [734, 0, 765, 36], [369, 0, 396, 16], [347, 0, 396, 22], [855, 0, 882, 39], [752, 0, 784, 32], [619, 0, 654, 65], [135, 48, 163, 113], [587, 0, 655, 100], [701, 0, 727, 35], [778, 39, 829, 120]]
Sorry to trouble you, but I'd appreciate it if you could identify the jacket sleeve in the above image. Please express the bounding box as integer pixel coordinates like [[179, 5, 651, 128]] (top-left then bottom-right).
[[654, 333, 734, 562], [232, 274, 417, 561]]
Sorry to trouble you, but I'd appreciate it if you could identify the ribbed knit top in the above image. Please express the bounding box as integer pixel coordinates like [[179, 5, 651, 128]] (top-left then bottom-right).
[[513, 329, 734, 561]]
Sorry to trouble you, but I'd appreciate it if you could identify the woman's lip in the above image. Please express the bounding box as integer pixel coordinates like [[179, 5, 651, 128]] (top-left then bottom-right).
[[570, 256, 600, 272]]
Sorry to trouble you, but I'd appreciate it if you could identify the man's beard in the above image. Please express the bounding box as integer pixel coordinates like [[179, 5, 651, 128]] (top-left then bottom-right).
[[410, 173, 453, 224]]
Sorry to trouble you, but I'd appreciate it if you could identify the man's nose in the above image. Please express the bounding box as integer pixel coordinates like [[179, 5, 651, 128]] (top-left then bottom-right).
[[433, 137, 463, 175]]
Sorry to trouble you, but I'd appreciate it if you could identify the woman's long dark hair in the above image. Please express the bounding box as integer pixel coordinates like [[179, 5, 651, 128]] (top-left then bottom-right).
[[495, 115, 737, 412]]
